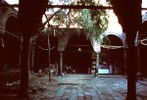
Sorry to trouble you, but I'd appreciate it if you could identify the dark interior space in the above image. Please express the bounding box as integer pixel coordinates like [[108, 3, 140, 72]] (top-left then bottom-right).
[[100, 35, 124, 74], [3, 16, 20, 68], [106, 35, 123, 46], [139, 21, 147, 76], [140, 45, 147, 76], [0, 16, 20, 84], [50, 35, 58, 64], [34, 34, 58, 72], [64, 34, 93, 74]]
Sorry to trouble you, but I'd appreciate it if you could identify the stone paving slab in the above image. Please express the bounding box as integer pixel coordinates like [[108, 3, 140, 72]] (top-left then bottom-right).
[[29, 74, 147, 100]]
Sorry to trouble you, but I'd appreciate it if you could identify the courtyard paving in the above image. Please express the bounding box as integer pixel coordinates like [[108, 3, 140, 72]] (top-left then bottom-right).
[[28, 74, 147, 100]]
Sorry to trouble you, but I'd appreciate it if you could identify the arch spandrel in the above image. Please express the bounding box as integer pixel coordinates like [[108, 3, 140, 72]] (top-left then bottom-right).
[[57, 28, 87, 52], [58, 34, 69, 52]]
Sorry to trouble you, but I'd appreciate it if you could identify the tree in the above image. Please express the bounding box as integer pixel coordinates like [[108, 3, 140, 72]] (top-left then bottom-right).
[[46, 0, 109, 43], [78, 0, 109, 43], [18, 0, 48, 98]]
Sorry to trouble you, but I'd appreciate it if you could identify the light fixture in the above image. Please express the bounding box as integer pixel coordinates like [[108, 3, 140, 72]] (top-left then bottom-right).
[[77, 47, 82, 52]]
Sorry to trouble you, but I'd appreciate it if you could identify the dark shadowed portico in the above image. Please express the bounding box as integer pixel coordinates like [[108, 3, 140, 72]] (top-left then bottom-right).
[[64, 33, 93, 74]]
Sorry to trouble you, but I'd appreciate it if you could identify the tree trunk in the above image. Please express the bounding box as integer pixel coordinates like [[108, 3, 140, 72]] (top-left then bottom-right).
[[111, 0, 142, 99], [48, 31, 51, 82], [126, 36, 137, 100], [18, 0, 48, 98], [18, 35, 30, 98]]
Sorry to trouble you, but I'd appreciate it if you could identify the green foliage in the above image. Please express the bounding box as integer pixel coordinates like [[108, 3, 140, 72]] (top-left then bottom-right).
[[52, 10, 67, 25], [78, 0, 109, 42], [46, 0, 109, 43], [102, 36, 111, 45]]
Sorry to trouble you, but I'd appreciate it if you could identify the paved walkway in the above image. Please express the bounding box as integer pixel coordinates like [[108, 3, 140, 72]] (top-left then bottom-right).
[[29, 74, 147, 100]]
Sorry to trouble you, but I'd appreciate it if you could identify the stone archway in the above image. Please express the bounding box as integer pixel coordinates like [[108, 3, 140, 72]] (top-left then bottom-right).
[[64, 33, 93, 74], [0, 2, 20, 69], [2, 14, 20, 69], [0, 6, 20, 83], [100, 34, 125, 74]]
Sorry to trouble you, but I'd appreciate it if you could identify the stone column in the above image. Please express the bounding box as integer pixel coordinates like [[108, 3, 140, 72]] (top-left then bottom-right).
[[95, 53, 99, 76], [136, 45, 143, 80], [93, 45, 101, 77], [28, 37, 36, 73], [123, 47, 128, 75], [59, 51, 63, 76]]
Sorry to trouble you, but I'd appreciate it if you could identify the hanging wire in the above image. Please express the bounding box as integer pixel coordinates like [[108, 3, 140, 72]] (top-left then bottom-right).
[[140, 38, 147, 46], [36, 45, 55, 51], [5, 30, 21, 39]]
